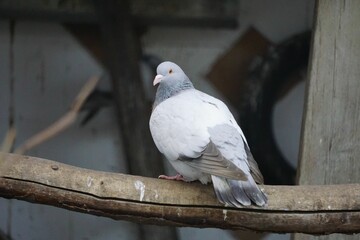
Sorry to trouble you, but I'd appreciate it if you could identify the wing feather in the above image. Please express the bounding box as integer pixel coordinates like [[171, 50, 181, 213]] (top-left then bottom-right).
[[178, 141, 247, 181]]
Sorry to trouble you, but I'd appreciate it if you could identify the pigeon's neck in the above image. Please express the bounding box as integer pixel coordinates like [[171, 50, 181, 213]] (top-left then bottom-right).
[[153, 78, 194, 108]]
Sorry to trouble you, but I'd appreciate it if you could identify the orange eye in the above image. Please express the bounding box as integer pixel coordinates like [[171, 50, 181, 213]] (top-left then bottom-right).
[[169, 69, 173, 74]]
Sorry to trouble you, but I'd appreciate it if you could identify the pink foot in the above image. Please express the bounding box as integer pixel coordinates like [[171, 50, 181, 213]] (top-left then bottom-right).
[[158, 173, 185, 181]]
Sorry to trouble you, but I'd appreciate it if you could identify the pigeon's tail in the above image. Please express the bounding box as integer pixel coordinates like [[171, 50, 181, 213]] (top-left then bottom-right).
[[211, 175, 267, 207]]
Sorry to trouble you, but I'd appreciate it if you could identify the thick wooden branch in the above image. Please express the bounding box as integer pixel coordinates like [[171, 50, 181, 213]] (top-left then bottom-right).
[[0, 153, 359, 235]]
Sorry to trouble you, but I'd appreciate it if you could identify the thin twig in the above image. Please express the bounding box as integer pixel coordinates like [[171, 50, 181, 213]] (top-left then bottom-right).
[[14, 76, 100, 155], [0, 127, 16, 170], [1, 127, 16, 154]]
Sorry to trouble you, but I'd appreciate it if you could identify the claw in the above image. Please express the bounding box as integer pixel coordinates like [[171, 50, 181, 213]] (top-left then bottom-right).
[[158, 173, 185, 181]]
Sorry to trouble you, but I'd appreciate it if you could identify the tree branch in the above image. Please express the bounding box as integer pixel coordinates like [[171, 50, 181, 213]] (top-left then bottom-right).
[[0, 153, 359, 234]]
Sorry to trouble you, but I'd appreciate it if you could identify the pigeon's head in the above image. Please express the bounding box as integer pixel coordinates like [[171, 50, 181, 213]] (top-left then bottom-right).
[[153, 61, 189, 86], [152, 61, 194, 107]]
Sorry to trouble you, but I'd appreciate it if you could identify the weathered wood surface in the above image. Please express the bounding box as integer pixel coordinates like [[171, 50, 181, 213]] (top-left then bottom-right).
[[0, 0, 238, 28], [1, 153, 360, 234], [93, 1, 178, 239], [295, 0, 360, 239]]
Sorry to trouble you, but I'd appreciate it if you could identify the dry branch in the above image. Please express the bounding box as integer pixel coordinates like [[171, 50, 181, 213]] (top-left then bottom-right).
[[1, 127, 16, 153], [0, 153, 359, 234], [14, 76, 99, 155]]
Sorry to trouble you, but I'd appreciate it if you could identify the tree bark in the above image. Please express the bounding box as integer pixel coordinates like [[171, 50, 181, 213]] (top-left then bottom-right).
[[1, 153, 360, 235]]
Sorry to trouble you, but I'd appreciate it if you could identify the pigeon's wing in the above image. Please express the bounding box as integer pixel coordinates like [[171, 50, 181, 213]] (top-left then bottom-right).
[[179, 141, 248, 181], [180, 122, 267, 207], [207, 123, 267, 206], [175, 92, 253, 181], [197, 91, 265, 184], [207, 123, 251, 174]]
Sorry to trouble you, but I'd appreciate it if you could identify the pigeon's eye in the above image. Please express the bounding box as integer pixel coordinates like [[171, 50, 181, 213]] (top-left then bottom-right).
[[168, 69, 173, 74]]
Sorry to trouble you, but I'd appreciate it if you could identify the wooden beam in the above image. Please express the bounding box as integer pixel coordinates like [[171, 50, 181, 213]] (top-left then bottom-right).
[[1, 153, 360, 235], [294, 0, 360, 239], [0, 0, 238, 28], [298, 0, 360, 185], [92, 1, 178, 239]]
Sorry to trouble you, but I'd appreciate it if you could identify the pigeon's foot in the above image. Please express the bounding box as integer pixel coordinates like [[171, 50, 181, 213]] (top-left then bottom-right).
[[158, 173, 185, 181]]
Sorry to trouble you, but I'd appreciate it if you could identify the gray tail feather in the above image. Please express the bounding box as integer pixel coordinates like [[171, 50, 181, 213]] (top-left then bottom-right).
[[211, 175, 267, 207]]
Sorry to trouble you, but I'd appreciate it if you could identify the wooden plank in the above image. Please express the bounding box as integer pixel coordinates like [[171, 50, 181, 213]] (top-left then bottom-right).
[[294, 0, 360, 239], [0, 0, 238, 28], [206, 28, 272, 106], [92, 1, 178, 239], [1, 153, 360, 234]]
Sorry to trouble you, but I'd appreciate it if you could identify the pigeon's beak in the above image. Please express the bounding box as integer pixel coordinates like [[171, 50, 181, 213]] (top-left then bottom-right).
[[153, 74, 163, 86]]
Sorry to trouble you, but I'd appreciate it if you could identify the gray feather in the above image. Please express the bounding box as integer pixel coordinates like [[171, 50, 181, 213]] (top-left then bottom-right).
[[179, 124, 267, 207], [208, 124, 267, 206], [229, 179, 267, 206], [212, 176, 244, 207], [178, 141, 248, 181], [213, 177, 267, 207], [153, 62, 194, 108], [228, 180, 251, 206]]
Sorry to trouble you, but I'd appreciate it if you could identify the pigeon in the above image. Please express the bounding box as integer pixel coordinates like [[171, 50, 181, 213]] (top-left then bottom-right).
[[149, 61, 267, 207]]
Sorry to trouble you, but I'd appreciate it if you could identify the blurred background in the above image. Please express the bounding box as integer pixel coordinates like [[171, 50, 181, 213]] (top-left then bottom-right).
[[0, 0, 314, 239]]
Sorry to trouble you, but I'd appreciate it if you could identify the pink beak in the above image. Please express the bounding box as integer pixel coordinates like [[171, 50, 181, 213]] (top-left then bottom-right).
[[153, 74, 163, 86]]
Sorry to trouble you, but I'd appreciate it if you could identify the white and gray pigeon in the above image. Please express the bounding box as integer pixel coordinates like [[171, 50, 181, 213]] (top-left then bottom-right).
[[149, 61, 267, 207]]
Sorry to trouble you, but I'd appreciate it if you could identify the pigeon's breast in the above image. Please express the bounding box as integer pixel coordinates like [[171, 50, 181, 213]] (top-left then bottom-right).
[[149, 90, 230, 161]]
